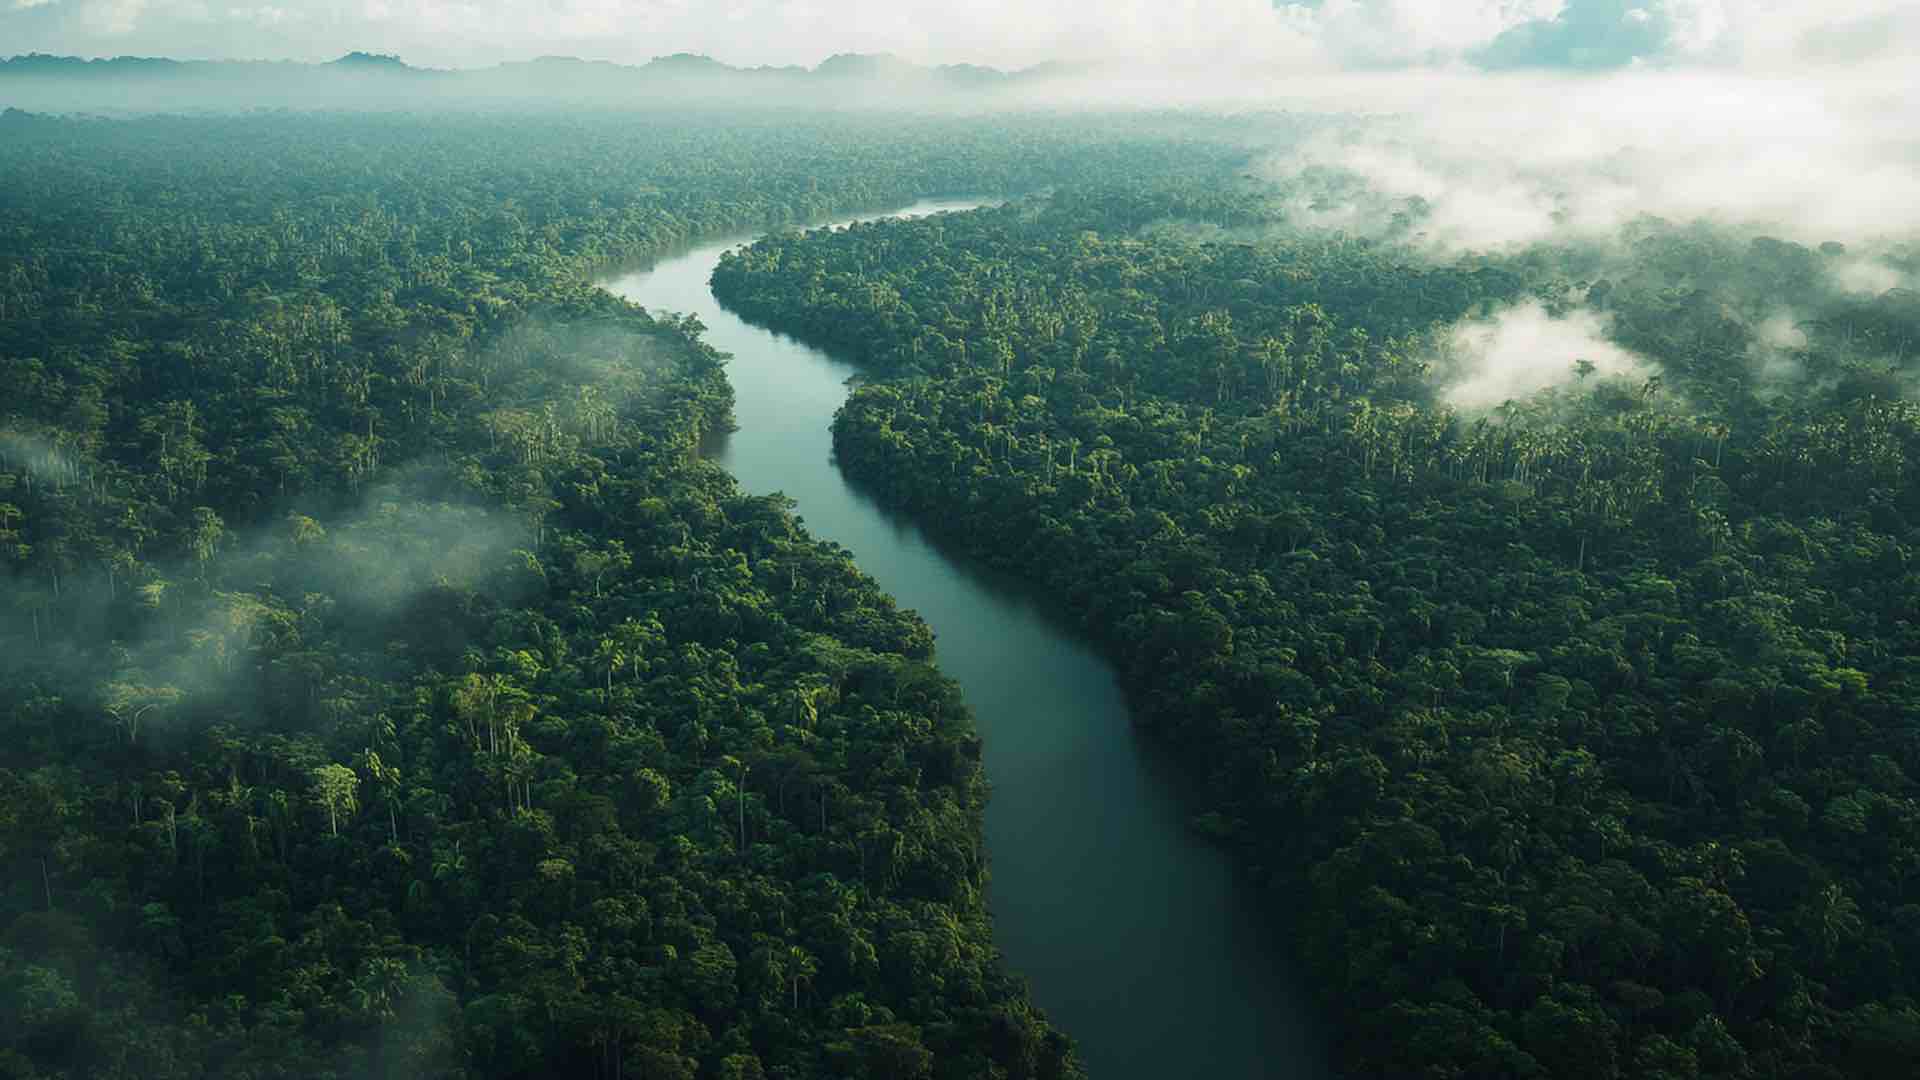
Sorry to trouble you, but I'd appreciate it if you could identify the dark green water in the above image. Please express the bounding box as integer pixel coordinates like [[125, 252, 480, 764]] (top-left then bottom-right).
[[601, 203, 1327, 1079]]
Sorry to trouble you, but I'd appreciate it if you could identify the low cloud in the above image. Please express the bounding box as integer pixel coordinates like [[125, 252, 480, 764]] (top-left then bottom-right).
[[265, 481, 530, 617], [1745, 311, 1809, 394], [1832, 258, 1908, 297], [0, 432, 85, 490], [1, 460, 528, 740], [1432, 301, 1654, 411], [1258, 60, 1920, 253]]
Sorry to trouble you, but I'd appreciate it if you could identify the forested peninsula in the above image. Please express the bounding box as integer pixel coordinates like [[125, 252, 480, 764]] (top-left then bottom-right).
[[0, 109, 1239, 1079], [712, 189, 1920, 1078]]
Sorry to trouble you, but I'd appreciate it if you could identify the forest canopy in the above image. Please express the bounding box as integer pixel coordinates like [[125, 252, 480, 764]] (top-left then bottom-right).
[[0, 108, 1246, 1080], [2, 90, 1917, 1080], [711, 173, 1920, 1077]]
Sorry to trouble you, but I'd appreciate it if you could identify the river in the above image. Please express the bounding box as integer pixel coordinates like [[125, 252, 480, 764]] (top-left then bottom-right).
[[599, 201, 1327, 1079]]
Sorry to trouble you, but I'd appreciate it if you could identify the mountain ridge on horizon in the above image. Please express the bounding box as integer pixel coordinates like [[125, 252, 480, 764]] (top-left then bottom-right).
[[0, 49, 1071, 80], [0, 49, 1117, 111]]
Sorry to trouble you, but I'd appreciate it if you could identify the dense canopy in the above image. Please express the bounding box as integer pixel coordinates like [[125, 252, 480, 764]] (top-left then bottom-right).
[[0, 108, 1232, 1080], [713, 186, 1920, 1078], [4, 98, 1918, 1080]]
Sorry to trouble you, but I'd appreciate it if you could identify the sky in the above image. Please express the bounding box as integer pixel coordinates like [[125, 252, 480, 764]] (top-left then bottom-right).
[[1, 0, 1914, 74]]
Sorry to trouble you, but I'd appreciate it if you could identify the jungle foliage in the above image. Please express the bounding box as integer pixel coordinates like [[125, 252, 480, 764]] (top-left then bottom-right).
[[712, 188, 1920, 1079], [0, 109, 1250, 1080]]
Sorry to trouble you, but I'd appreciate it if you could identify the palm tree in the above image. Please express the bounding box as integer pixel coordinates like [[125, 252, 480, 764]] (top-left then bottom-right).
[[787, 945, 817, 1012]]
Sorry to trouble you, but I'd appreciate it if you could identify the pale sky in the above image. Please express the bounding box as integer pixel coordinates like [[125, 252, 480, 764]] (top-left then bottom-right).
[[2, 0, 1914, 74]]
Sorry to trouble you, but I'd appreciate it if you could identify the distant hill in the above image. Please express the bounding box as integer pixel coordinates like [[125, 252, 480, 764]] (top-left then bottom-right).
[[328, 51, 413, 69], [0, 51, 1085, 112]]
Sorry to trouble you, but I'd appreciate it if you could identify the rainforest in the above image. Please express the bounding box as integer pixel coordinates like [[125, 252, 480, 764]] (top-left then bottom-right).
[[3, 14, 1920, 1080]]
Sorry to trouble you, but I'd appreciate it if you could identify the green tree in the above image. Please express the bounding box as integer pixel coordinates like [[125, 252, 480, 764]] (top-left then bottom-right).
[[311, 763, 360, 838]]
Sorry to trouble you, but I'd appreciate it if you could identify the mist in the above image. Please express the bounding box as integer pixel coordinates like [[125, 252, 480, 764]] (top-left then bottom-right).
[[0, 1, 1910, 126], [0, 432, 86, 491], [1429, 300, 1656, 412], [1833, 257, 1911, 297], [0, 460, 530, 746], [0, 52, 1075, 113], [1255, 59, 1920, 253], [1741, 311, 1812, 398], [0, 307, 697, 740]]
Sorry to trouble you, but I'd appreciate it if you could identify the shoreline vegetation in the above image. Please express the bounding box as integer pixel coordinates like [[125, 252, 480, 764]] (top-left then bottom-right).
[[0, 109, 1222, 1079], [712, 193, 1920, 1078], [0, 88, 1914, 1079]]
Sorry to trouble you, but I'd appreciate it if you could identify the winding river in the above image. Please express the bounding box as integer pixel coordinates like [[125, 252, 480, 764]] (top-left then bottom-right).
[[601, 202, 1326, 1079]]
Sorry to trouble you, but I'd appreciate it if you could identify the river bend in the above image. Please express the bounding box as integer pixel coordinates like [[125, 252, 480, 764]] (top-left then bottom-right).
[[600, 201, 1325, 1079]]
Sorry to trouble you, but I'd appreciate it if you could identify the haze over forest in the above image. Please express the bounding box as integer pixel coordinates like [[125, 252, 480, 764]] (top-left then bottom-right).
[[7, 0, 1918, 252], [3, 3, 1919, 1079]]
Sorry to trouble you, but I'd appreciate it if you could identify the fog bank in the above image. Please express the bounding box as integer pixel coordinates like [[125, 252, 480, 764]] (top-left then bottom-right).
[[1430, 301, 1656, 412], [1257, 63, 1920, 252]]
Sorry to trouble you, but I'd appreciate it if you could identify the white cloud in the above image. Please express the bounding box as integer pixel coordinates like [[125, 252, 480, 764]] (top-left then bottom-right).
[[1260, 61, 1920, 250], [79, 0, 146, 34], [1833, 259, 1906, 297], [1305, 0, 1567, 65], [1745, 310, 1808, 393], [1710, 0, 1919, 67], [1656, 0, 1730, 56], [1434, 302, 1654, 411]]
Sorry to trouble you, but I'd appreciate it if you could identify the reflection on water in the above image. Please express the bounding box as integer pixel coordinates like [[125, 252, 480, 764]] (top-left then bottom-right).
[[600, 202, 1327, 1079]]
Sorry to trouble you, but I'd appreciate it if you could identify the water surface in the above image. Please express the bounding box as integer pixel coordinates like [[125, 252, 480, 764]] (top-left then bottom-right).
[[600, 202, 1327, 1079]]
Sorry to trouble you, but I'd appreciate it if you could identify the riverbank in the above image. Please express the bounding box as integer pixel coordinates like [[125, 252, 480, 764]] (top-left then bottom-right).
[[598, 202, 1326, 1079]]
